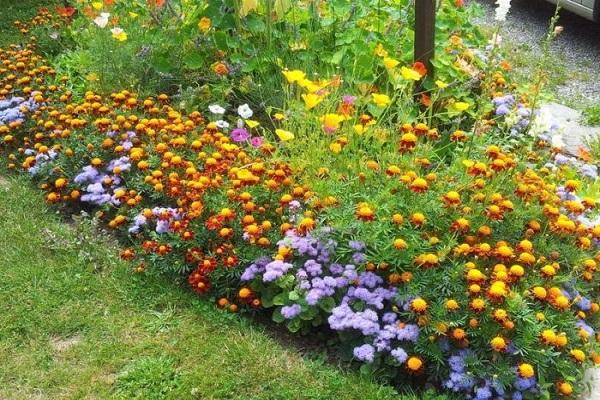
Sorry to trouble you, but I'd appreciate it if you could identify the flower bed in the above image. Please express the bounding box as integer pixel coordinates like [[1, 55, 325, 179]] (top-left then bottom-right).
[[2, 2, 600, 399]]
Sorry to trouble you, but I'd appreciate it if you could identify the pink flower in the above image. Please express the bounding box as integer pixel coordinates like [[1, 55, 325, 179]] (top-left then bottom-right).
[[250, 136, 264, 148]]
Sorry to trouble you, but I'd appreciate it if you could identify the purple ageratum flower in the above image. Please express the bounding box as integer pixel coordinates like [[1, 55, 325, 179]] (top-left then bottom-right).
[[512, 392, 523, 400], [576, 320, 595, 336], [348, 240, 366, 251], [554, 153, 573, 165], [390, 347, 408, 364], [263, 260, 293, 282], [329, 263, 343, 275], [74, 166, 99, 184], [281, 304, 302, 319], [352, 252, 367, 264], [580, 164, 598, 180], [397, 323, 419, 342], [328, 303, 380, 336], [577, 297, 592, 311], [86, 182, 105, 194], [231, 128, 250, 142], [107, 156, 131, 172], [449, 355, 466, 372], [357, 271, 383, 289], [514, 377, 536, 391], [156, 219, 170, 234], [474, 386, 492, 400], [382, 312, 397, 324], [304, 259, 322, 276], [353, 344, 375, 363]]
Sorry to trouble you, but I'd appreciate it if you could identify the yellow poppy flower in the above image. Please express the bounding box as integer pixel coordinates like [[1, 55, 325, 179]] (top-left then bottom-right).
[[282, 69, 306, 83], [302, 93, 322, 110], [320, 113, 344, 132], [275, 129, 294, 141], [372, 93, 391, 108]]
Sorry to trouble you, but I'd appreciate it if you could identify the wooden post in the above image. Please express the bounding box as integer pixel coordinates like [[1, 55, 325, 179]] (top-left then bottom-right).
[[414, 0, 436, 78]]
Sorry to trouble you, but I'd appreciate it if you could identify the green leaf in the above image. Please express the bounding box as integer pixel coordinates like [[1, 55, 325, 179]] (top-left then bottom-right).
[[183, 51, 204, 69], [151, 53, 174, 73], [288, 290, 300, 301], [245, 14, 266, 33], [319, 297, 336, 313], [213, 31, 229, 51], [330, 48, 346, 65], [273, 292, 287, 306], [272, 308, 285, 323], [287, 318, 301, 333]]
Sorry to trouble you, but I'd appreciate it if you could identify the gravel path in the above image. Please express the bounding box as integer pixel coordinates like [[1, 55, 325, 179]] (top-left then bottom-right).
[[475, 0, 600, 107]]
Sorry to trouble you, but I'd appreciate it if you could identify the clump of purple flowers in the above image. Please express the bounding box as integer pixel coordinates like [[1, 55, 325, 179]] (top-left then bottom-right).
[[128, 207, 182, 235], [242, 228, 418, 366]]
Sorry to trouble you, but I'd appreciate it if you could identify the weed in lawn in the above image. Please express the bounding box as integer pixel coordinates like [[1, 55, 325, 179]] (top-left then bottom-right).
[[113, 356, 182, 400], [583, 103, 600, 126]]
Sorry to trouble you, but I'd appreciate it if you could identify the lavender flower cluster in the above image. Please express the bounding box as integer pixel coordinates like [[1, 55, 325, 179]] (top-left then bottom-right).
[[25, 147, 58, 175], [442, 349, 541, 399], [493, 95, 532, 136], [242, 228, 419, 366], [72, 131, 135, 205], [128, 207, 182, 235], [0, 96, 39, 125]]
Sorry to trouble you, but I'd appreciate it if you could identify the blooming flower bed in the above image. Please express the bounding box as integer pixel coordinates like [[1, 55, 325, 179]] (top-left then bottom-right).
[[2, 2, 600, 399]]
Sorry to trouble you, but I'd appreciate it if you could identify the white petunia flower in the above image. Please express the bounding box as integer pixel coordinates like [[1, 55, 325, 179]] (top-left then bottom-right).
[[215, 120, 230, 129], [237, 103, 253, 119], [494, 0, 511, 22], [208, 104, 226, 114], [94, 12, 110, 28]]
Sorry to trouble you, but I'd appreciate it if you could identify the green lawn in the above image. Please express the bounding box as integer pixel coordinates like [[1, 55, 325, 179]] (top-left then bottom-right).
[[0, 174, 414, 399]]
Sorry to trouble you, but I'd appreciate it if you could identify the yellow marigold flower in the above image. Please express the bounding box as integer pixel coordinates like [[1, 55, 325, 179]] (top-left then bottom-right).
[[540, 329, 556, 344], [570, 349, 586, 362], [406, 356, 423, 371], [411, 297, 428, 313], [518, 363, 535, 378], [532, 286, 547, 299], [490, 336, 507, 352], [92, 1, 103, 10], [393, 238, 407, 250], [557, 382, 573, 396], [446, 299, 459, 311]]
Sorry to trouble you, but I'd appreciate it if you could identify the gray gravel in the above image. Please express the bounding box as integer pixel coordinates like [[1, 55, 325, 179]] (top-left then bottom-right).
[[474, 0, 600, 107]]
